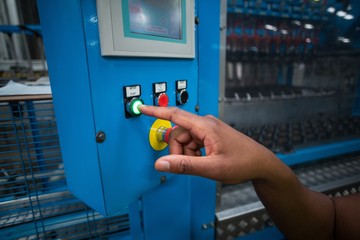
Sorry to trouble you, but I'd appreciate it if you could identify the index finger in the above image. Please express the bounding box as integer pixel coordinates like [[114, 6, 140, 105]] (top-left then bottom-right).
[[139, 105, 204, 131]]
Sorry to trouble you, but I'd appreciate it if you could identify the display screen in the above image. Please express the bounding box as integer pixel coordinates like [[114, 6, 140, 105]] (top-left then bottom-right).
[[126, 0, 182, 40]]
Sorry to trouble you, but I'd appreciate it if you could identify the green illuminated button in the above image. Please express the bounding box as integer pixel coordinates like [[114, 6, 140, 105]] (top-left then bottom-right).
[[127, 98, 144, 117]]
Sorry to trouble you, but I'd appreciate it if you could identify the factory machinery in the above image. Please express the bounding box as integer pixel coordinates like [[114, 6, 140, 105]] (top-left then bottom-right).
[[216, 0, 360, 239], [0, 0, 359, 240]]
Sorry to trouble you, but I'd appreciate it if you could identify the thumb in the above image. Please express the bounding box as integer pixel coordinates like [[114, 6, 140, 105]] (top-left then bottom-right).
[[155, 154, 221, 179]]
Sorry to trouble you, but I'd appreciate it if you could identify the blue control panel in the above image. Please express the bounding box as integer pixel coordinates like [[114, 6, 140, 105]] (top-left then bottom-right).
[[38, 0, 219, 239]]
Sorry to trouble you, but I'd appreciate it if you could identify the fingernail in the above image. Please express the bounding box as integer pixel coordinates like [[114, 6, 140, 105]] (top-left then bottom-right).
[[156, 160, 170, 171]]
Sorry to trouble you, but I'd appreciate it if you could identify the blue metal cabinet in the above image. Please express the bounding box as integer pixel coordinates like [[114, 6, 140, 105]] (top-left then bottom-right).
[[37, 0, 219, 239]]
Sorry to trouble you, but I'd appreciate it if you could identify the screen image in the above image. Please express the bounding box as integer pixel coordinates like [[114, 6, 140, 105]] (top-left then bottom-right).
[[126, 0, 183, 40]]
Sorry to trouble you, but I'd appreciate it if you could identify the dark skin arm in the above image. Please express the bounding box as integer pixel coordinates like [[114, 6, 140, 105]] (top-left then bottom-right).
[[140, 105, 360, 240]]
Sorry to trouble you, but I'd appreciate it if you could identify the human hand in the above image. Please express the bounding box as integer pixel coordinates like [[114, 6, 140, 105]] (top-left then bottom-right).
[[139, 105, 276, 184]]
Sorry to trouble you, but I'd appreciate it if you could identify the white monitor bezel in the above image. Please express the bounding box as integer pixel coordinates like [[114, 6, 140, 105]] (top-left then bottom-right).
[[96, 0, 195, 58]]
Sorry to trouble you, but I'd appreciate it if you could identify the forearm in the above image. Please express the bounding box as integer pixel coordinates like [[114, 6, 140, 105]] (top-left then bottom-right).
[[332, 193, 360, 239], [252, 149, 335, 240]]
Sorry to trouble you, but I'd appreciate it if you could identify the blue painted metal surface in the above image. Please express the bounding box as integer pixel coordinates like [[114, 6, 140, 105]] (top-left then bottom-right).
[[128, 201, 143, 240], [142, 176, 192, 240], [37, 0, 219, 239], [37, 0, 107, 215], [235, 226, 284, 240], [277, 139, 360, 166], [0, 25, 41, 35], [193, 0, 220, 238]]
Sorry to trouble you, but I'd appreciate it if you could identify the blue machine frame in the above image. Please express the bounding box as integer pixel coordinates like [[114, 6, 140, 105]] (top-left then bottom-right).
[[37, 0, 219, 239]]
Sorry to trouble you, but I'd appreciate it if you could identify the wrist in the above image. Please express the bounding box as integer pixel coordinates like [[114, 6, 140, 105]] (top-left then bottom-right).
[[252, 144, 287, 182]]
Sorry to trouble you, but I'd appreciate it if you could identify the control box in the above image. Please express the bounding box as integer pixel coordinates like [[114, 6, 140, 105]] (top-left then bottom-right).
[[38, 0, 219, 239]]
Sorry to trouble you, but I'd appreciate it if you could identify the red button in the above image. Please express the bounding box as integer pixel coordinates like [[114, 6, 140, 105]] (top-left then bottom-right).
[[156, 93, 169, 107]]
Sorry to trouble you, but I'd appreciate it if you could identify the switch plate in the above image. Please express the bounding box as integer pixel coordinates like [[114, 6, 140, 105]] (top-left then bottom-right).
[[153, 82, 169, 107], [176, 80, 188, 105], [124, 85, 142, 118]]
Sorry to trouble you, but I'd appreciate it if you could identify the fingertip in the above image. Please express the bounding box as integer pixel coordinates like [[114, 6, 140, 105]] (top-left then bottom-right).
[[138, 104, 153, 115], [138, 103, 146, 111], [155, 160, 171, 172]]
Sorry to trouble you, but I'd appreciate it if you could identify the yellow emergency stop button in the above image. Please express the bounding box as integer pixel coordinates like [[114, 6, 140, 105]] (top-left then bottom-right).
[[149, 119, 172, 151]]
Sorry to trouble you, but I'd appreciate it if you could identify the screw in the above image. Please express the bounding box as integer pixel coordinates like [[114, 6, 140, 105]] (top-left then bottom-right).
[[96, 131, 106, 143], [160, 176, 167, 184], [195, 16, 200, 25], [202, 222, 215, 230], [195, 105, 200, 112]]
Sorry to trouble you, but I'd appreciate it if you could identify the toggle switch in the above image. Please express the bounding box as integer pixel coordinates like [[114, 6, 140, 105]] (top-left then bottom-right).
[[124, 85, 143, 118], [153, 82, 169, 107], [176, 80, 188, 105]]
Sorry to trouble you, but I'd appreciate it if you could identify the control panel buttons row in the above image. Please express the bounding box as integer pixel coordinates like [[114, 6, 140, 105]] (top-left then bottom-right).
[[123, 81, 188, 118]]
